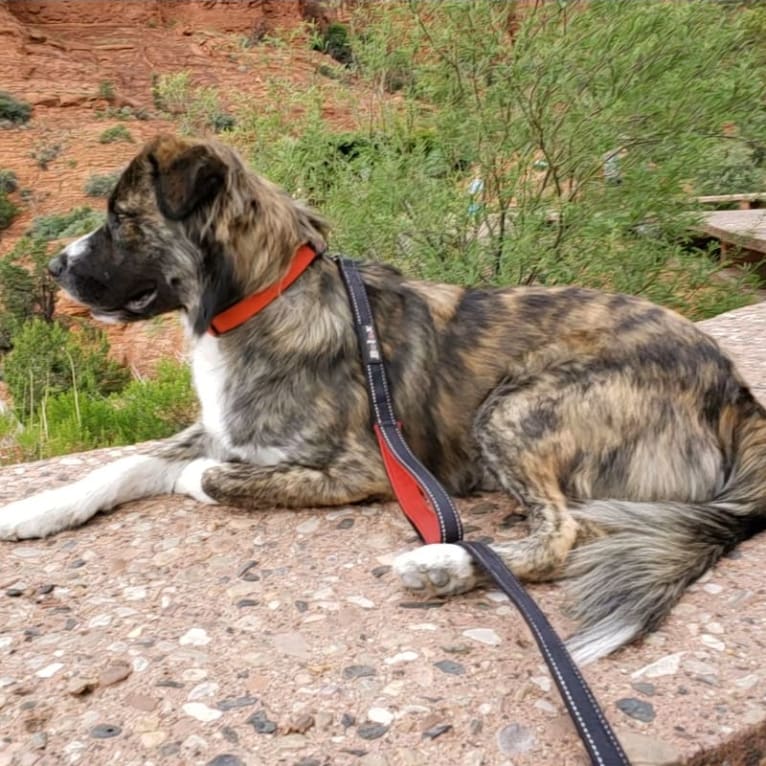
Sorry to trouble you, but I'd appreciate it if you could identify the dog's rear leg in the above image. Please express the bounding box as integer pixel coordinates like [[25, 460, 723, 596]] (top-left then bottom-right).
[[0, 424, 209, 540], [394, 382, 580, 596]]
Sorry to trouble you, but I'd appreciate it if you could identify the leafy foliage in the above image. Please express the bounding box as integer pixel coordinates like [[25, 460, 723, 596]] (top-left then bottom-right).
[[4, 359, 196, 463], [0, 91, 31, 125], [232, 0, 765, 319], [3, 319, 130, 423], [311, 22, 354, 66], [99, 124, 134, 144], [28, 207, 104, 240], [0, 237, 54, 350], [0, 190, 17, 230], [84, 172, 120, 197], [152, 71, 235, 134], [0, 169, 18, 193]]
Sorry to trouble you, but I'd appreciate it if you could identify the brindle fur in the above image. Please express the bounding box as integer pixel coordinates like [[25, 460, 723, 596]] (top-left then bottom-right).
[[5, 135, 766, 663]]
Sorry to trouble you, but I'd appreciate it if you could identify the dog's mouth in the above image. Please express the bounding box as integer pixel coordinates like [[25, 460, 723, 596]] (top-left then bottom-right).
[[91, 285, 158, 324], [125, 286, 158, 313]]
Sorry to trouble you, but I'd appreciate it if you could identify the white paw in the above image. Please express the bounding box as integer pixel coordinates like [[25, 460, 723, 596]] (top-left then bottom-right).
[[173, 459, 220, 504], [0, 489, 80, 540], [393, 544, 478, 596]]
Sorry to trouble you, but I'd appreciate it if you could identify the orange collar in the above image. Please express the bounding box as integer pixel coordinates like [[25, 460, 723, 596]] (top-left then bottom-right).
[[208, 244, 319, 336]]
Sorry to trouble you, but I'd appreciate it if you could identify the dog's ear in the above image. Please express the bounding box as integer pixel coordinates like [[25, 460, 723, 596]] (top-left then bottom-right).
[[150, 142, 226, 221]]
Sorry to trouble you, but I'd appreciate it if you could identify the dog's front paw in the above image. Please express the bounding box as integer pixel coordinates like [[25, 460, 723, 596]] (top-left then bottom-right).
[[173, 459, 220, 504], [393, 544, 478, 596], [0, 491, 76, 540]]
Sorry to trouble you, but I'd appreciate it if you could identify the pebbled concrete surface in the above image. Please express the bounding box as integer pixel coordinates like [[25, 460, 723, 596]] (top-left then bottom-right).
[[2, 301, 766, 766]]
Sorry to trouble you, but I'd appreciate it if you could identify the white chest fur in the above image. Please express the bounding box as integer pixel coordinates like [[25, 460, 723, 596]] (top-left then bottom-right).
[[191, 335, 288, 465], [192, 334, 229, 444]]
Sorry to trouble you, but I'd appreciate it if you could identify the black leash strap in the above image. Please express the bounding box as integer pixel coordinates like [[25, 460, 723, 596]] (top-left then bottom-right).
[[336, 256, 630, 766]]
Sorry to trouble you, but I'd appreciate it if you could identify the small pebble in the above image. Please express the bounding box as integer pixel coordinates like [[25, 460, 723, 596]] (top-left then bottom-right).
[[30, 732, 47, 750], [700, 634, 726, 652], [496, 723, 535, 755], [384, 651, 418, 665], [367, 708, 394, 726], [206, 756, 244, 766], [183, 703, 223, 723], [294, 600, 309, 613], [36, 663, 64, 679], [237, 599, 259, 608], [371, 566, 391, 578], [139, 730, 167, 748], [347, 595, 375, 609], [156, 678, 184, 689], [67, 677, 98, 696], [99, 661, 132, 687], [37, 584, 54, 596], [616, 698, 656, 723], [343, 665, 376, 680], [341, 713, 356, 728], [462, 628, 501, 646], [398, 601, 444, 609], [423, 723, 452, 740], [217, 695, 258, 711], [337, 518, 355, 529], [179, 628, 211, 647], [238, 561, 260, 582], [5, 588, 24, 598], [90, 724, 122, 739], [285, 713, 315, 734], [247, 711, 277, 734], [434, 660, 465, 676], [188, 682, 220, 701], [296, 518, 320, 535], [357, 723, 389, 740], [222, 726, 239, 744], [631, 681, 656, 696]]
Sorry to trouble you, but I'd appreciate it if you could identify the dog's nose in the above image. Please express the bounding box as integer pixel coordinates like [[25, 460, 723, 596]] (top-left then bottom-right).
[[48, 252, 68, 278]]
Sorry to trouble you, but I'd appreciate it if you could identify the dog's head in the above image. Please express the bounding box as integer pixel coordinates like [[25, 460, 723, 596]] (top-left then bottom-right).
[[50, 134, 327, 334]]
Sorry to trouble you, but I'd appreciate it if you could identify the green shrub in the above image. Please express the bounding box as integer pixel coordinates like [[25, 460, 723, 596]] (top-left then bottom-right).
[[0, 169, 18, 193], [312, 22, 353, 66], [3, 319, 130, 423], [99, 125, 134, 144], [6, 359, 196, 462], [0, 190, 17, 230], [0, 236, 54, 349], [31, 142, 61, 170], [152, 71, 191, 113], [694, 141, 766, 195], [0, 91, 31, 125], [98, 80, 116, 102], [84, 172, 120, 198], [231, 0, 764, 320], [28, 207, 104, 240]]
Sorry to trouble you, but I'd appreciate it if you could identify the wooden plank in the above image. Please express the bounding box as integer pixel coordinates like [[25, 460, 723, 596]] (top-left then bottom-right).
[[698, 209, 766, 254], [695, 193, 766, 205]]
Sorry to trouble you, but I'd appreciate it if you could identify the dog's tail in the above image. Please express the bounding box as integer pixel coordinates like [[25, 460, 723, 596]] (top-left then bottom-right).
[[564, 408, 766, 665]]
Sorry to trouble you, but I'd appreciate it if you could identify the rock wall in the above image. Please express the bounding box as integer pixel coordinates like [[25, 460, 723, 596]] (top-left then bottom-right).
[[3, 0, 310, 33]]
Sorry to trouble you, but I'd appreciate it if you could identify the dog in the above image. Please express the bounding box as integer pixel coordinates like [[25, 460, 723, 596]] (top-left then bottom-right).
[[1, 134, 765, 664]]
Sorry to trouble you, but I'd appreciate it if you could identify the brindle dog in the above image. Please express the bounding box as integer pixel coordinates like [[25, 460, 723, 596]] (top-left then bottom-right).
[[2, 135, 765, 663]]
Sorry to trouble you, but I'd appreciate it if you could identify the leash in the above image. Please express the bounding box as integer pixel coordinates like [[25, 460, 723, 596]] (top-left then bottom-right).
[[335, 256, 630, 766]]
